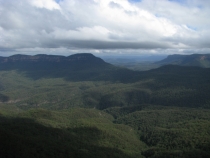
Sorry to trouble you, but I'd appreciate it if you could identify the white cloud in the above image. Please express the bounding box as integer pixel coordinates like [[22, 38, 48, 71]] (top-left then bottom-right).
[[29, 0, 61, 10], [0, 0, 209, 56]]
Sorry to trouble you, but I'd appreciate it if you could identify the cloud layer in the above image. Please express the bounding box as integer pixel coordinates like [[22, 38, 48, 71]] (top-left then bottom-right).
[[0, 0, 210, 56]]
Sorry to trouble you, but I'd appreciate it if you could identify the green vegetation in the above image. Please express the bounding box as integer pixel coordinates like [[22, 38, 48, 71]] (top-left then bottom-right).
[[0, 54, 210, 157], [0, 108, 145, 158], [110, 106, 210, 157]]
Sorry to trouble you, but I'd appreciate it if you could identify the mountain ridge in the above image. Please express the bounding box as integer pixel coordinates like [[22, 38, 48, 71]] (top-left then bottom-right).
[[0, 53, 105, 64], [157, 54, 210, 67], [0, 53, 141, 83]]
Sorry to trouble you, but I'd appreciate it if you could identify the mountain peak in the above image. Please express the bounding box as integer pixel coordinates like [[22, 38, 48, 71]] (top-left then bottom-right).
[[67, 53, 105, 63]]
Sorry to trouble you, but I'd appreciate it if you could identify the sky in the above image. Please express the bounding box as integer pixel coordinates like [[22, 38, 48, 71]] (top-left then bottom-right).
[[0, 0, 210, 56]]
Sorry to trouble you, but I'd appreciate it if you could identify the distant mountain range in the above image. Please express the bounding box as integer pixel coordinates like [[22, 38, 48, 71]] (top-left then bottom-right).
[[157, 54, 210, 68], [102, 55, 167, 62], [2, 53, 210, 68], [1, 53, 210, 82]]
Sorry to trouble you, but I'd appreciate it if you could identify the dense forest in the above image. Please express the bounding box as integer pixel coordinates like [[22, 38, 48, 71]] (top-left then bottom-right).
[[0, 54, 210, 158]]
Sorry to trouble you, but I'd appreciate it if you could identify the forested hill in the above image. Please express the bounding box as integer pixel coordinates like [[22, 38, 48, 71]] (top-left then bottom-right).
[[0, 53, 140, 82], [0, 53, 105, 64], [156, 54, 210, 68]]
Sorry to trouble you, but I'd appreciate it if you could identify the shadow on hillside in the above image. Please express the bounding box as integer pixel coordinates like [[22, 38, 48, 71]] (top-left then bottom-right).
[[1, 61, 210, 84], [0, 93, 9, 102], [0, 116, 133, 158]]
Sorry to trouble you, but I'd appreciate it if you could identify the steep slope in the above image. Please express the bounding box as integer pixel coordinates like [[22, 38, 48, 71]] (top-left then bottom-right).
[[157, 54, 210, 67]]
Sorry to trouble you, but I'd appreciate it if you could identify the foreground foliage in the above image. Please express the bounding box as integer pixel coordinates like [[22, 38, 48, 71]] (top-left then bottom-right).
[[107, 105, 210, 157], [1, 105, 210, 158], [0, 108, 145, 158]]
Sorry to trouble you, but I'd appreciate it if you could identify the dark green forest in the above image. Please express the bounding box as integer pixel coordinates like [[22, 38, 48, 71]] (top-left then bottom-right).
[[0, 54, 210, 158]]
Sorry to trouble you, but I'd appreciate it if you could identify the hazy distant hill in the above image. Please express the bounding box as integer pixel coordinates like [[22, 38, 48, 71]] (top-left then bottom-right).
[[157, 54, 210, 67], [101, 55, 166, 71]]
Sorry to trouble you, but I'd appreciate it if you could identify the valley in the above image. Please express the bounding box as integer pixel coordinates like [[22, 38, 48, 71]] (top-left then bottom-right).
[[0, 53, 210, 158]]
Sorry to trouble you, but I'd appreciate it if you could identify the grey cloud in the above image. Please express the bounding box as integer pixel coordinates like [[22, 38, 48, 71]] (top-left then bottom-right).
[[109, 2, 122, 9], [162, 34, 210, 49], [43, 40, 171, 49], [0, 1, 74, 32], [124, 10, 138, 16]]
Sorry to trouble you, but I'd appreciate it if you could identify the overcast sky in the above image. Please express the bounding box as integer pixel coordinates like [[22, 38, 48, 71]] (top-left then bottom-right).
[[0, 0, 210, 56]]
